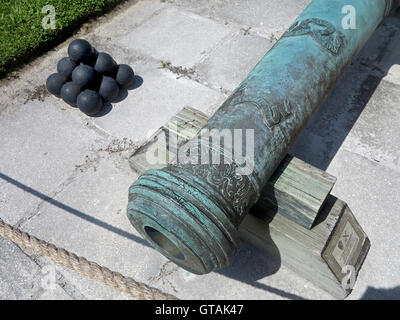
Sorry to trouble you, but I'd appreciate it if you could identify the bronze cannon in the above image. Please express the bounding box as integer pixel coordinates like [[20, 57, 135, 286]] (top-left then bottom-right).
[[127, 0, 399, 275]]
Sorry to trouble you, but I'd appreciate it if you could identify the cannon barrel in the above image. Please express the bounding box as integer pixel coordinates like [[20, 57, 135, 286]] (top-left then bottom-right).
[[127, 0, 399, 274]]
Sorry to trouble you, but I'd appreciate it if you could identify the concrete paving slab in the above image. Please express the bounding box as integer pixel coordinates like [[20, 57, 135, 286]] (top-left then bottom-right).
[[341, 80, 400, 169], [89, 0, 167, 40], [48, 264, 129, 300], [169, 0, 312, 39], [117, 7, 234, 68], [19, 155, 167, 299], [0, 237, 73, 299], [0, 100, 103, 225], [91, 59, 226, 142], [147, 241, 332, 300], [385, 64, 400, 85], [196, 32, 274, 92]]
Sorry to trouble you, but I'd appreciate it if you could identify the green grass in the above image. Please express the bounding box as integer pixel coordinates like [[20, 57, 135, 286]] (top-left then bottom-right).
[[0, 0, 125, 77]]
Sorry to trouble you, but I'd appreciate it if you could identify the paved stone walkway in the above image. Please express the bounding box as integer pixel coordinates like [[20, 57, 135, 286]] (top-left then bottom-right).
[[0, 0, 399, 299]]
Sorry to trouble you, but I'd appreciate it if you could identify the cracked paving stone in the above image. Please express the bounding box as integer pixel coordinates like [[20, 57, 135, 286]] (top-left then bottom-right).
[[0, 100, 104, 225], [0, 237, 73, 300]]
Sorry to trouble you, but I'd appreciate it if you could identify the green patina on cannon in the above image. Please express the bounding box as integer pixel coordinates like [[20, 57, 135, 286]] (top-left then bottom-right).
[[127, 0, 399, 275]]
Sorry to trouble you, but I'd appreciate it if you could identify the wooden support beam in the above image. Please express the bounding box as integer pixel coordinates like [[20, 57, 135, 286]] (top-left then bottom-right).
[[242, 195, 370, 299]]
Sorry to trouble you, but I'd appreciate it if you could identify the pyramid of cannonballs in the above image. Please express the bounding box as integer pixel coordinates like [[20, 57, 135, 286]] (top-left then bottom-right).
[[46, 39, 135, 116]]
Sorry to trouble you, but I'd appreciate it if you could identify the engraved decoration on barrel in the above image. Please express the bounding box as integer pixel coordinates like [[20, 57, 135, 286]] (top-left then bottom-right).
[[218, 84, 295, 131], [282, 18, 345, 55]]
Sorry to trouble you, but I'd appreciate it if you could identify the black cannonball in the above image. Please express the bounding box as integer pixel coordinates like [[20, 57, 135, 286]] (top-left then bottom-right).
[[115, 64, 135, 89], [71, 64, 101, 90], [94, 52, 117, 76], [77, 90, 104, 116], [68, 39, 93, 63], [60, 82, 82, 107], [57, 57, 76, 79], [46, 73, 67, 97], [85, 47, 99, 67], [98, 76, 119, 103]]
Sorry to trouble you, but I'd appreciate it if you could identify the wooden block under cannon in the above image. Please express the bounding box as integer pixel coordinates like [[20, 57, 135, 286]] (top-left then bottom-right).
[[242, 196, 370, 299], [128, 107, 370, 299]]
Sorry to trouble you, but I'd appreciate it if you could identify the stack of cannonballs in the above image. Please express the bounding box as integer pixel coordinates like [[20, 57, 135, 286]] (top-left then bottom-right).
[[46, 39, 135, 116]]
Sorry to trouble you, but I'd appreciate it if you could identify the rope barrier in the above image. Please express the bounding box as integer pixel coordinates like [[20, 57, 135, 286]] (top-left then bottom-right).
[[0, 219, 178, 300]]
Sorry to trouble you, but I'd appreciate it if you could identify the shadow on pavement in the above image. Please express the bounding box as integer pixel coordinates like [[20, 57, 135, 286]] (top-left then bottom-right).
[[0, 172, 151, 248], [290, 16, 400, 171], [361, 286, 400, 300]]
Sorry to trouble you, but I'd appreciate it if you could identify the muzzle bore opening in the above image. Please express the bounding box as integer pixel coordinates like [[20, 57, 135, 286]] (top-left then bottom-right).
[[144, 226, 185, 261]]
